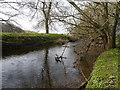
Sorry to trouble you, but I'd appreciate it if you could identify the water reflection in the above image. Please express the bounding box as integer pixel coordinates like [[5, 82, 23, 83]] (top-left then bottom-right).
[[41, 48, 52, 88], [2, 42, 83, 88]]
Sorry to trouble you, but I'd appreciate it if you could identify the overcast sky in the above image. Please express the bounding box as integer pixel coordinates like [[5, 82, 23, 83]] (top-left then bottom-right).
[[1, 0, 117, 33], [0, 0, 72, 34]]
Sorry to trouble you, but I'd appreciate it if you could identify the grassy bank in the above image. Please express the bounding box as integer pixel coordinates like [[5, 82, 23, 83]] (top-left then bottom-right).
[[1, 33, 74, 50], [86, 48, 119, 88]]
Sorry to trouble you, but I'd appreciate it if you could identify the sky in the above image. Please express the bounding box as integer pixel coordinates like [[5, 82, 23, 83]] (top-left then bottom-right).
[[0, 0, 71, 34], [1, 0, 117, 33], [0, 0, 89, 34]]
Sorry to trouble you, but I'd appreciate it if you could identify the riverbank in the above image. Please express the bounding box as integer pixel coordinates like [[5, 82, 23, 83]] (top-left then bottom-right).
[[73, 40, 105, 88], [86, 48, 119, 88], [86, 35, 120, 88], [1, 33, 76, 50]]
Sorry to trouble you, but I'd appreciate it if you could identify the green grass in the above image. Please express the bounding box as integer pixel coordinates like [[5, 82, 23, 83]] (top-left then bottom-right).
[[0, 33, 70, 37], [86, 48, 119, 88], [1, 33, 72, 50], [1, 33, 71, 40], [1, 33, 70, 44]]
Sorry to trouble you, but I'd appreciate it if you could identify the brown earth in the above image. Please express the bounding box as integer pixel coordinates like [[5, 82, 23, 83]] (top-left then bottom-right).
[[73, 40, 105, 88]]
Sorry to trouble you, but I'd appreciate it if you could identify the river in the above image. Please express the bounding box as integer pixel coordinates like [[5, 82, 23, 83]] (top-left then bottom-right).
[[2, 42, 86, 88]]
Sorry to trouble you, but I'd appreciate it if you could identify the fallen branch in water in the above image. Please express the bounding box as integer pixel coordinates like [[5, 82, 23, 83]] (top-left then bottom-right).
[[79, 76, 91, 89], [55, 41, 68, 62]]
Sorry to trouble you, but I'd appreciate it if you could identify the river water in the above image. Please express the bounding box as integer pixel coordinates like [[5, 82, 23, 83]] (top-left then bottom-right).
[[2, 42, 85, 88]]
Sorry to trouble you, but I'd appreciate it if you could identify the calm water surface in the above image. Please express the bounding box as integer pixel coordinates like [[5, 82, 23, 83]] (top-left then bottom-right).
[[2, 42, 83, 88]]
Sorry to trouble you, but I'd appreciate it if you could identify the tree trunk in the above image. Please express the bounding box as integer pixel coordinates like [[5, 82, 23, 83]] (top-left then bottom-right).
[[111, 4, 119, 48], [103, 3, 110, 49], [107, 35, 112, 49], [45, 18, 49, 34], [102, 34, 108, 49], [45, 2, 52, 34], [42, 2, 52, 34]]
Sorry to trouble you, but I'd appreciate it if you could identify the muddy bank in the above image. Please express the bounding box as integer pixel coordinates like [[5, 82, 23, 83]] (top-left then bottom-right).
[[73, 40, 105, 88]]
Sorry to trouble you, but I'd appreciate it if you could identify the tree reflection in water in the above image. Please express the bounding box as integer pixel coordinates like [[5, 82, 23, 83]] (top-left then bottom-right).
[[41, 48, 52, 88]]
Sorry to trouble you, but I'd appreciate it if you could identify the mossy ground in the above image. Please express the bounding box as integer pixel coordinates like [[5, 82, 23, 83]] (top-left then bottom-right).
[[86, 48, 119, 88]]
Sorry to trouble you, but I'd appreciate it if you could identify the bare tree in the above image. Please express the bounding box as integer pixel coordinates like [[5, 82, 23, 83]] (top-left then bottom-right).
[[66, 1, 120, 49], [0, 1, 26, 27], [41, 1, 52, 33]]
